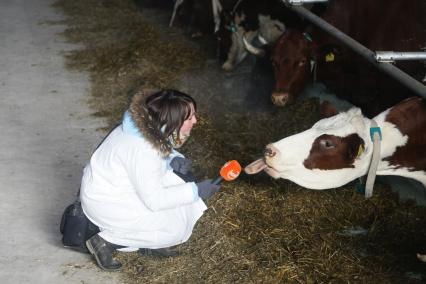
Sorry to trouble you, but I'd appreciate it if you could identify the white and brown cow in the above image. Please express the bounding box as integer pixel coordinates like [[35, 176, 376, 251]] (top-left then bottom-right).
[[245, 97, 426, 190]]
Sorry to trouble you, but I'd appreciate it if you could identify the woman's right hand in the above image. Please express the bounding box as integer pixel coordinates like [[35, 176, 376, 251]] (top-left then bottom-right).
[[196, 179, 220, 200]]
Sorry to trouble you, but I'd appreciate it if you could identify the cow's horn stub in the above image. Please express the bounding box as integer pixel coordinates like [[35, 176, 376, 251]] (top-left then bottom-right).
[[243, 36, 265, 57], [244, 158, 268, 174]]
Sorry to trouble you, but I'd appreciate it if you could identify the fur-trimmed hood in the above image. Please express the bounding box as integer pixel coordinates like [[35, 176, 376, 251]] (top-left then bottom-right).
[[128, 90, 172, 157]]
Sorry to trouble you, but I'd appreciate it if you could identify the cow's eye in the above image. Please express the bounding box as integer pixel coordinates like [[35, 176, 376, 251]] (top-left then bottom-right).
[[320, 139, 336, 150]]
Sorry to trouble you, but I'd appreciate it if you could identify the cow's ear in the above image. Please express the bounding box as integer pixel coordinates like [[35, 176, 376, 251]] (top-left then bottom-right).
[[344, 134, 365, 160]]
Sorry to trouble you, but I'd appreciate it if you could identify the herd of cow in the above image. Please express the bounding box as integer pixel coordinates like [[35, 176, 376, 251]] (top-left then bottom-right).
[[168, 0, 425, 116], [147, 0, 426, 262], [165, 0, 426, 186]]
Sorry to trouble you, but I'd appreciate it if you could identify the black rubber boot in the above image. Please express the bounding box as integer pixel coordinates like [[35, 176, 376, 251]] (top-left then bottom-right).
[[86, 234, 122, 271], [138, 247, 180, 258]]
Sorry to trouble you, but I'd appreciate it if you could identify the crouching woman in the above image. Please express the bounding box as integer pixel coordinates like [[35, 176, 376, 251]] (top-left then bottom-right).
[[80, 89, 220, 271]]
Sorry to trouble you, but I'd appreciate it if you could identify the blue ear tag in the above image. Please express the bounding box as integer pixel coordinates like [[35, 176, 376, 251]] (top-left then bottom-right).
[[370, 127, 382, 141], [227, 23, 237, 33], [303, 32, 313, 42]]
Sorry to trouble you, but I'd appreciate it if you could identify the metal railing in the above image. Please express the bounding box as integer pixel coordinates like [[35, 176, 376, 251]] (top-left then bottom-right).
[[374, 52, 426, 63]]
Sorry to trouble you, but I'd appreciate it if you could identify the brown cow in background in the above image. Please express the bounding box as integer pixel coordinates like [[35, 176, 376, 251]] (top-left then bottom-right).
[[269, 0, 426, 117]]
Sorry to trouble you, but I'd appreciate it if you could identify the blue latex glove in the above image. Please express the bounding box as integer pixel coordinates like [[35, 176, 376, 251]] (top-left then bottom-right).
[[170, 157, 192, 175]]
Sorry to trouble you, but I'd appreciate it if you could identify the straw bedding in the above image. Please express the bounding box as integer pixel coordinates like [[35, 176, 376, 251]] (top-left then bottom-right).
[[53, 0, 426, 282]]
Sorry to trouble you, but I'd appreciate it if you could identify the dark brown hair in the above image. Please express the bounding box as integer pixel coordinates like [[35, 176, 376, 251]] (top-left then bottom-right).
[[145, 89, 197, 138]]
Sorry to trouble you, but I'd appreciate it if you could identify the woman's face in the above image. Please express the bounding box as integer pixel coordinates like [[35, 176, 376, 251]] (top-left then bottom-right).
[[179, 104, 197, 137]]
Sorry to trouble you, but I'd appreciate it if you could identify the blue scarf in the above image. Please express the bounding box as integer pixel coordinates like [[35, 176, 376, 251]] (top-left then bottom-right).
[[122, 110, 142, 137]]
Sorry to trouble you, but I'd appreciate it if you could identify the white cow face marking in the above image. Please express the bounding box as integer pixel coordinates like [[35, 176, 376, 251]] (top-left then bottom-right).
[[263, 108, 373, 189], [258, 14, 285, 44]]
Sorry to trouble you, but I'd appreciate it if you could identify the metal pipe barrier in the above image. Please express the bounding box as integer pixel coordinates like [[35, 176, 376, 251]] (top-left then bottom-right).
[[287, 0, 329, 4], [282, 1, 426, 98], [375, 52, 426, 63]]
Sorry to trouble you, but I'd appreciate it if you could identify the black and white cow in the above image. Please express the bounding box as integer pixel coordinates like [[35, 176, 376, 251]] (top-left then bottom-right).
[[216, 0, 307, 71]]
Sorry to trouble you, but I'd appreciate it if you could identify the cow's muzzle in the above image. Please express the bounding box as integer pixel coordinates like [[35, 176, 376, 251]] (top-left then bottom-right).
[[271, 92, 293, 107]]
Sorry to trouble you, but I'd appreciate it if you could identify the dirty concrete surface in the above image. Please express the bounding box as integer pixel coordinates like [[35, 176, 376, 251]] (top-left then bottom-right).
[[0, 0, 119, 282]]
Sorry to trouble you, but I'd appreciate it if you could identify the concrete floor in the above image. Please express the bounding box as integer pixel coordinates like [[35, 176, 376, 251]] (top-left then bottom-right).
[[0, 0, 120, 282]]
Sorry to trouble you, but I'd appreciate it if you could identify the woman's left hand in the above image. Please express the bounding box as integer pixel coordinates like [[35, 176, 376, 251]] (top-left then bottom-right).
[[170, 157, 192, 175]]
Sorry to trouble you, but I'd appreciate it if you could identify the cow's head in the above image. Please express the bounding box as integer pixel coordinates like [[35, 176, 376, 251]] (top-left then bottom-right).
[[270, 30, 314, 107], [245, 107, 373, 189], [216, 10, 256, 71], [217, 11, 284, 71]]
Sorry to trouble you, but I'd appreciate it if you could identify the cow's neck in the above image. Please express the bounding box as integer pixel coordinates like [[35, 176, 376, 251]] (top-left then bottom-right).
[[371, 103, 426, 187]]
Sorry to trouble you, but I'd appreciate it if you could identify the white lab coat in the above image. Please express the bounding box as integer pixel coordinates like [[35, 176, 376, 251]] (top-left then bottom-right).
[[80, 123, 207, 250]]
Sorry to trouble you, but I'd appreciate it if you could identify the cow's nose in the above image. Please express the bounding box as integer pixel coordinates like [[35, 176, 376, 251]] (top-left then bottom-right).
[[264, 144, 278, 158], [271, 92, 290, 107]]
